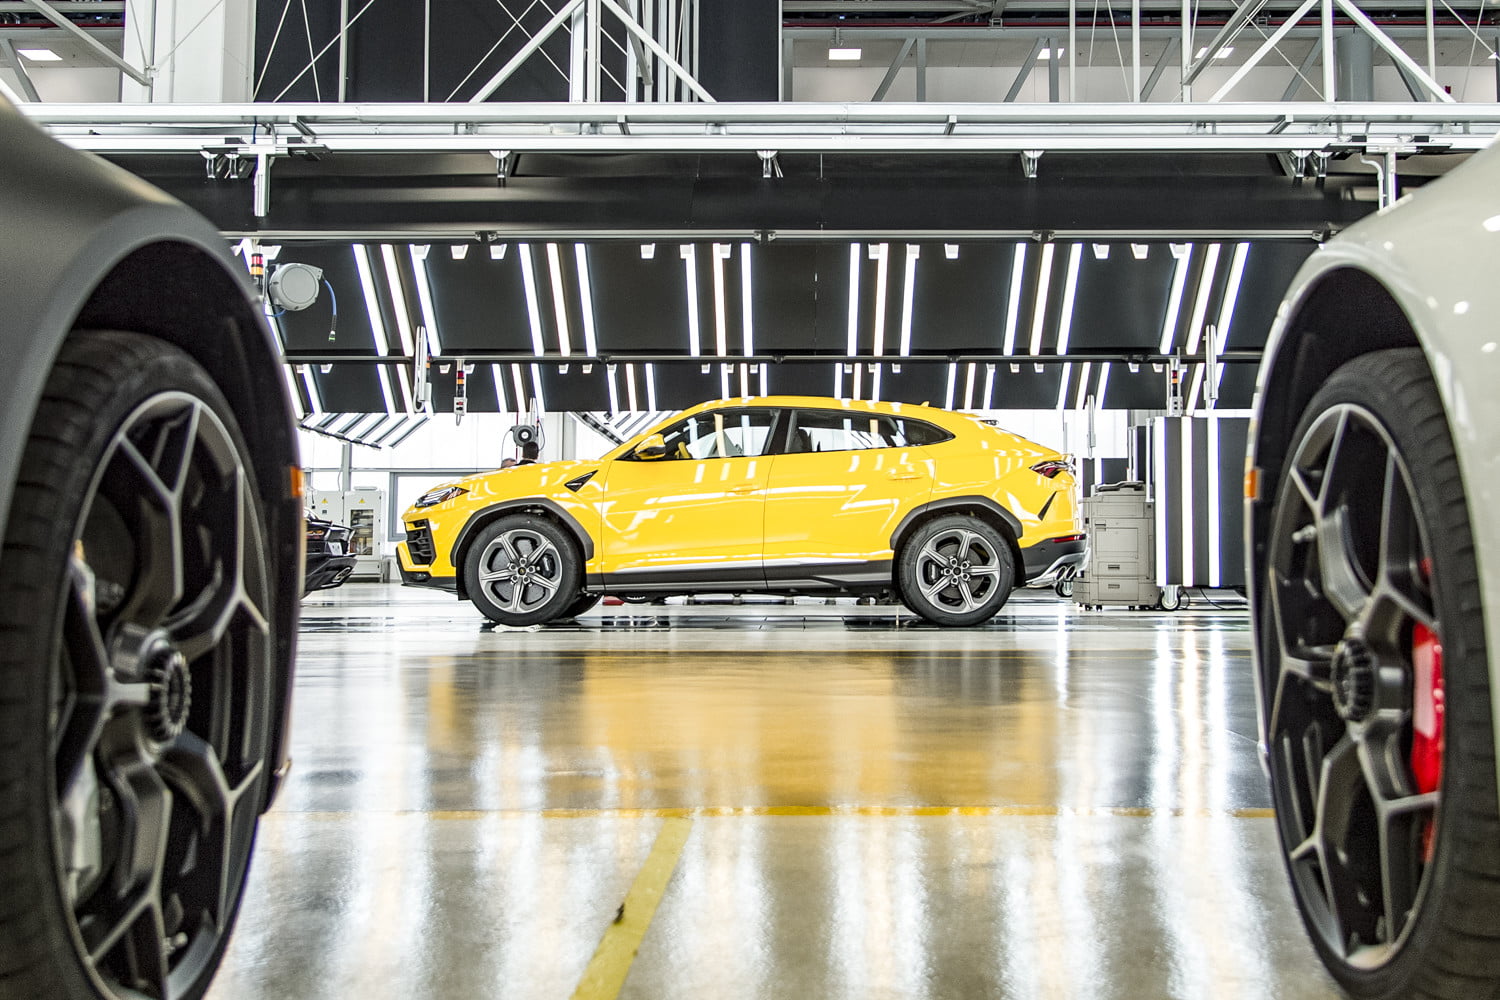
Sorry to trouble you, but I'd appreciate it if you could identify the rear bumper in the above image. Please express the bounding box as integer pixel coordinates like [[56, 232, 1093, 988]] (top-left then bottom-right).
[[304, 553, 358, 592], [1020, 536, 1087, 583]]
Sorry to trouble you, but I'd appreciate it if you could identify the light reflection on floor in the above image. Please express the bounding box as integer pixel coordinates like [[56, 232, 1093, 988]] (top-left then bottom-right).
[[206, 584, 1339, 1000]]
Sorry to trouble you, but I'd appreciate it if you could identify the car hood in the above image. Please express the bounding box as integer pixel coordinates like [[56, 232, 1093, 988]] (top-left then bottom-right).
[[431, 459, 599, 505]]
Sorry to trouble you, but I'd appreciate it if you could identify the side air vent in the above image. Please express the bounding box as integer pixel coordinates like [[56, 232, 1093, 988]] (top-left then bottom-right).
[[564, 471, 597, 493]]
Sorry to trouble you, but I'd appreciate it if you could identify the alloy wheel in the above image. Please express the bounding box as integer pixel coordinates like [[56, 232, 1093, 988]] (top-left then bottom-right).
[[476, 528, 566, 616], [54, 391, 272, 1000], [913, 526, 1005, 615], [1265, 401, 1444, 970]]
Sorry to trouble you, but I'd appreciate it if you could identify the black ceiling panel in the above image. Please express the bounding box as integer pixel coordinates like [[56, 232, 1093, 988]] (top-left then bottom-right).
[[750, 243, 821, 354], [422, 245, 530, 355], [1222, 242, 1317, 351], [1069, 243, 1177, 352], [588, 243, 695, 355], [308, 363, 389, 414], [906, 242, 1016, 354], [1094, 364, 1172, 411], [1215, 363, 1261, 410]]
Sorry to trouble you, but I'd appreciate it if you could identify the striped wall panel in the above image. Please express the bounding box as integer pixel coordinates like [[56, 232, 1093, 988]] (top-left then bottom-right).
[[1149, 416, 1250, 589]]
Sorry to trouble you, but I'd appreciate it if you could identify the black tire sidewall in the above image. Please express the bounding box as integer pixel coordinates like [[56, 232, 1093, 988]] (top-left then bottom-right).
[[464, 515, 582, 626], [0, 331, 272, 1000], [1264, 348, 1495, 999], [897, 515, 1014, 627]]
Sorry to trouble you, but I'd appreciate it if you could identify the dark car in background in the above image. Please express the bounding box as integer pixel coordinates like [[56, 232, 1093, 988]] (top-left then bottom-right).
[[305, 515, 359, 593], [0, 98, 301, 1000]]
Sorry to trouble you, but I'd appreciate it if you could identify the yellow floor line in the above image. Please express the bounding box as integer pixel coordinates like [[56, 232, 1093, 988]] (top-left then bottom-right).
[[274, 806, 1276, 821], [570, 817, 693, 1000]]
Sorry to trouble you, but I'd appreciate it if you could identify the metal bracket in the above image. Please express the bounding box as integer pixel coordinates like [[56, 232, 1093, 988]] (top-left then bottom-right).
[[757, 150, 782, 179], [492, 150, 517, 186], [253, 152, 272, 219], [1020, 149, 1042, 180]]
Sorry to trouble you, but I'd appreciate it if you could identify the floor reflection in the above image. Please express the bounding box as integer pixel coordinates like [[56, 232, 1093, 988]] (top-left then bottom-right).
[[206, 584, 1337, 1000]]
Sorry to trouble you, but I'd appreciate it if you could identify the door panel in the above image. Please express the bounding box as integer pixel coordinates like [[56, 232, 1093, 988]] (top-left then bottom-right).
[[598, 408, 775, 586], [763, 409, 935, 576]]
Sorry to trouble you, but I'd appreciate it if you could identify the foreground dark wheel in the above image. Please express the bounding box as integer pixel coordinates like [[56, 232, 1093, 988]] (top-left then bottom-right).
[[1054, 577, 1074, 599], [464, 515, 580, 626], [898, 515, 1014, 626], [1260, 349, 1499, 999], [0, 332, 275, 1000], [1158, 587, 1185, 612]]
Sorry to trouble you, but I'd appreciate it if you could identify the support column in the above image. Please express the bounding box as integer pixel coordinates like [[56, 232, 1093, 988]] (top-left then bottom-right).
[[1337, 29, 1374, 102], [123, 0, 255, 102]]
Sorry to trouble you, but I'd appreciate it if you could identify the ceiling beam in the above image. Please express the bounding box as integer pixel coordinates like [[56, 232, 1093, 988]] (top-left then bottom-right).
[[19, 0, 147, 84]]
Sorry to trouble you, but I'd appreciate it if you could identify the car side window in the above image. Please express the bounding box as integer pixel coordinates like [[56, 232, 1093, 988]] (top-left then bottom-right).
[[892, 418, 954, 446], [786, 410, 905, 454], [655, 408, 777, 460]]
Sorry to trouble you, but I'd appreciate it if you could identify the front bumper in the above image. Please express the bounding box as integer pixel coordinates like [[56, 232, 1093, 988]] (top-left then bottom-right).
[[1020, 535, 1087, 583], [396, 547, 458, 593]]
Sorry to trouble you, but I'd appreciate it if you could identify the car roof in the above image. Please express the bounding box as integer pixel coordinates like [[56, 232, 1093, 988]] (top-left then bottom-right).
[[683, 395, 960, 423]]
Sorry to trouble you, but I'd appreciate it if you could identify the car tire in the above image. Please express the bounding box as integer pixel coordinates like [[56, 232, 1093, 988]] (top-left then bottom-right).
[[897, 514, 1015, 626], [0, 331, 277, 1000], [464, 515, 581, 626], [1259, 348, 1500, 999], [560, 594, 601, 620]]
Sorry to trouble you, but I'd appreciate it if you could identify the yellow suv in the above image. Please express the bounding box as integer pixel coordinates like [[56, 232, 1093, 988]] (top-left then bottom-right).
[[397, 396, 1082, 627]]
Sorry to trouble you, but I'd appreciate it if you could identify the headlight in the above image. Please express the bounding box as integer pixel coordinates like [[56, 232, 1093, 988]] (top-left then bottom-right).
[[414, 486, 468, 508]]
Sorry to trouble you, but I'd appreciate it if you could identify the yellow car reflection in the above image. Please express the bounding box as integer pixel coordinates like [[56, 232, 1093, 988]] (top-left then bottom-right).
[[397, 396, 1082, 627]]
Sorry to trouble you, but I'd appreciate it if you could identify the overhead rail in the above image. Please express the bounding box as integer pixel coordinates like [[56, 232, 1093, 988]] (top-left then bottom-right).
[[26, 101, 1500, 154]]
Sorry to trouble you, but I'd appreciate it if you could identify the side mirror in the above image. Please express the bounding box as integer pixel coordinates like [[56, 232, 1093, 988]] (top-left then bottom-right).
[[634, 433, 668, 460]]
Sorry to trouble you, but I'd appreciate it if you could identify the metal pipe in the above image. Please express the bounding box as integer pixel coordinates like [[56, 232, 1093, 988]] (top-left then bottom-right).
[[1132, 0, 1141, 101], [0, 38, 41, 101], [872, 37, 916, 101], [599, 0, 715, 101], [1334, 0, 1454, 101], [339, 0, 349, 101], [1208, 0, 1318, 101], [281, 350, 1268, 366], [469, 0, 585, 103], [1183, 0, 1269, 86], [22, 0, 151, 85]]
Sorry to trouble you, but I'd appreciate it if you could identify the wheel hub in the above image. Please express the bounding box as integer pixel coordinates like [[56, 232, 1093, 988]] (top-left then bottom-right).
[[144, 642, 192, 744], [1331, 636, 1377, 723]]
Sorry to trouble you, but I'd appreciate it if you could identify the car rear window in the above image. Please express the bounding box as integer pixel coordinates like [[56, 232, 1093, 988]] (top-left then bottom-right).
[[784, 410, 953, 453]]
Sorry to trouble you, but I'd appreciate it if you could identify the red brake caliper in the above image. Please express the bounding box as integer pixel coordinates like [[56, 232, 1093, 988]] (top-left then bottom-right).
[[1411, 562, 1445, 860]]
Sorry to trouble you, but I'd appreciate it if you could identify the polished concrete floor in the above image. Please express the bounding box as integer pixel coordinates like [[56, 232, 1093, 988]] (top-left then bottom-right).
[[207, 584, 1340, 1000]]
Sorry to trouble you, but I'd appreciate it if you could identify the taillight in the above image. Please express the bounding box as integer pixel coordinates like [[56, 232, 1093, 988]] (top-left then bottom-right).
[[1031, 459, 1071, 479]]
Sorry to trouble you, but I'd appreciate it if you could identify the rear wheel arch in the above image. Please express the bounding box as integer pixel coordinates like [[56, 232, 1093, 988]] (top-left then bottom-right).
[[1251, 268, 1426, 663], [1255, 268, 1422, 506], [892, 498, 1025, 584]]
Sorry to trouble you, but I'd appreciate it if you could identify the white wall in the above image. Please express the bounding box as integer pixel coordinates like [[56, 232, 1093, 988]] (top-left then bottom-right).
[[792, 60, 1499, 104]]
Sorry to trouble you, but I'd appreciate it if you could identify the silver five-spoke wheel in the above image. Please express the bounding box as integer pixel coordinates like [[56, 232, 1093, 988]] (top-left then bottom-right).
[[464, 515, 581, 626], [898, 514, 1015, 627]]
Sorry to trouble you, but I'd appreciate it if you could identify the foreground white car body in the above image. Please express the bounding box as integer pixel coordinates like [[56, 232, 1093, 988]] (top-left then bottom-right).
[[1248, 138, 1500, 998]]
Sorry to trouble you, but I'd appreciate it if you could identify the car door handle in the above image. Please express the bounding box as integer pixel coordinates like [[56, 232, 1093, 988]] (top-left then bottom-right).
[[888, 469, 924, 481], [729, 484, 759, 494]]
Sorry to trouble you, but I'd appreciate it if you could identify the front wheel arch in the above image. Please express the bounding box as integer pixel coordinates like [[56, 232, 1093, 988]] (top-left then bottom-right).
[[450, 500, 593, 599]]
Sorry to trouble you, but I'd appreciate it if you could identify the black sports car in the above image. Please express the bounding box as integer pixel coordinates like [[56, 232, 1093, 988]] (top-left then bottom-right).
[[0, 98, 300, 1000], [305, 515, 359, 593]]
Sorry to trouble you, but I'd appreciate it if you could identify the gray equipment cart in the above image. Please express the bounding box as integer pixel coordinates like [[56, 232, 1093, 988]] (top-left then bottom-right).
[[1074, 482, 1179, 610]]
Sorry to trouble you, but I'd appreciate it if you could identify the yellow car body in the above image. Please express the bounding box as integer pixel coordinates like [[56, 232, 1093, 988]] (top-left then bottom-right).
[[397, 395, 1082, 626]]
